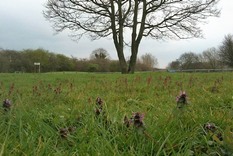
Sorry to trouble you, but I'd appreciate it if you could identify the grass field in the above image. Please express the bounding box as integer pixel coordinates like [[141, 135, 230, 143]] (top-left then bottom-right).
[[0, 72, 233, 155]]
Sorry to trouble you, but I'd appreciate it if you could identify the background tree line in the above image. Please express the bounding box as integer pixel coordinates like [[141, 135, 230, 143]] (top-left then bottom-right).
[[0, 48, 157, 73], [168, 34, 233, 70]]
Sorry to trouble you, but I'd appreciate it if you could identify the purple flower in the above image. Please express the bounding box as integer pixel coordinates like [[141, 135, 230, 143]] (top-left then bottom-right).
[[124, 112, 145, 128], [3, 99, 11, 111], [124, 115, 132, 128], [132, 112, 145, 128], [96, 97, 103, 106], [204, 122, 216, 133], [176, 91, 187, 108], [59, 126, 76, 139], [95, 97, 103, 116], [95, 108, 102, 116]]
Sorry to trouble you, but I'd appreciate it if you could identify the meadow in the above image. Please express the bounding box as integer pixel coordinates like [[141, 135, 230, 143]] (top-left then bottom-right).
[[0, 72, 232, 155]]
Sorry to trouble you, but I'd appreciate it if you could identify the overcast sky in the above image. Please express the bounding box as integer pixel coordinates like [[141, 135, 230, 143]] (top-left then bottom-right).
[[0, 0, 233, 68]]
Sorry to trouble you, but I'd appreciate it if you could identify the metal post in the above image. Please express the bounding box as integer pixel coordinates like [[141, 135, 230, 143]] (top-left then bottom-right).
[[34, 62, 41, 73]]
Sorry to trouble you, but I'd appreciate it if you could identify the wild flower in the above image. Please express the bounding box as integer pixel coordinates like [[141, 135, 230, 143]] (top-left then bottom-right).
[[216, 132, 223, 141], [132, 112, 145, 128], [176, 91, 187, 108], [3, 99, 11, 111], [203, 122, 216, 133], [95, 97, 103, 116], [203, 122, 223, 144], [147, 75, 152, 86], [163, 76, 171, 88], [124, 115, 132, 128], [8, 83, 15, 96], [124, 112, 145, 129], [47, 84, 52, 90], [69, 82, 73, 92], [96, 97, 103, 106], [59, 126, 76, 139], [54, 87, 61, 94]]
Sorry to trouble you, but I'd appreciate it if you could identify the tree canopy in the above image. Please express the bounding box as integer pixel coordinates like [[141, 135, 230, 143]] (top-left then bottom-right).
[[44, 0, 220, 73], [219, 34, 233, 67]]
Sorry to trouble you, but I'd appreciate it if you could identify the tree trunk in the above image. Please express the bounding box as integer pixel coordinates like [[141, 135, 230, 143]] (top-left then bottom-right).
[[118, 53, 128, 74], [114, 41, 128, 74], [128, 43, 139, 74]]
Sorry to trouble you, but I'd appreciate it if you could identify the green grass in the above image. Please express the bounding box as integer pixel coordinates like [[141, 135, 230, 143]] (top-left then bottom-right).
[[0, 72, 233, 155]]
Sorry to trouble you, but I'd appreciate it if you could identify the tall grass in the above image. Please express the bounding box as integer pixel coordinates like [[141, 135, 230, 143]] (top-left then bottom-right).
[[0, 72, 232, 155]]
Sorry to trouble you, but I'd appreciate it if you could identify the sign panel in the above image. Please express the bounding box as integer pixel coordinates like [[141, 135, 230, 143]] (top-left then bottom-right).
[[34, 62, 40, 65]]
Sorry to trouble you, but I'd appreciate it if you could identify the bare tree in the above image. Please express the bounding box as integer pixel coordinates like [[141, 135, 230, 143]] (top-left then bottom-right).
[[167, 60, 181, 70], [140, 53, 158, 70], [202, 47, 221, 69], [219, 34, 233, 67], [178, 52, 201, 69], [44, 0, 220, 73]]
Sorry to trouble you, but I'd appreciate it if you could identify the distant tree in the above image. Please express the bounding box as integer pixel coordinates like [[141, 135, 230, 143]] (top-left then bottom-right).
[[0, 48, 77, 73], [0, 50, 11, 72], [178, 52, 201, 69], [21, 49, 51, 72], [219, 34, 233, 67], [89, 48, 111, 72], [44, 0, 220, 74], [140, 53, 158, 70], [88, 63, 99, 72], [75, 58, 89, 72], [90, 48, 110, 60], [109, 60, 121, 72], [167, 60, 181, 70], [202, 47, 221, 69], [56, 54, 75, 71]]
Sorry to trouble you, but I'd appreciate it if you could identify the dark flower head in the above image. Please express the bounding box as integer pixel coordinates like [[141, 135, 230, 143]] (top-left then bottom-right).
[[59, 126, 76, 139], [3, 99, 11, 111], [95, 97, 104, 116], [96, 97, 103, 109], [59, 128, 68, 138], [96, 97, 103, 105], [124, 115, 132, 128], [204, 122, 216, 133], [216, 132, 223, 141], [176, 91, 187, 108], [95, 108, 102, 116], [132, 112, 144, 128]]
